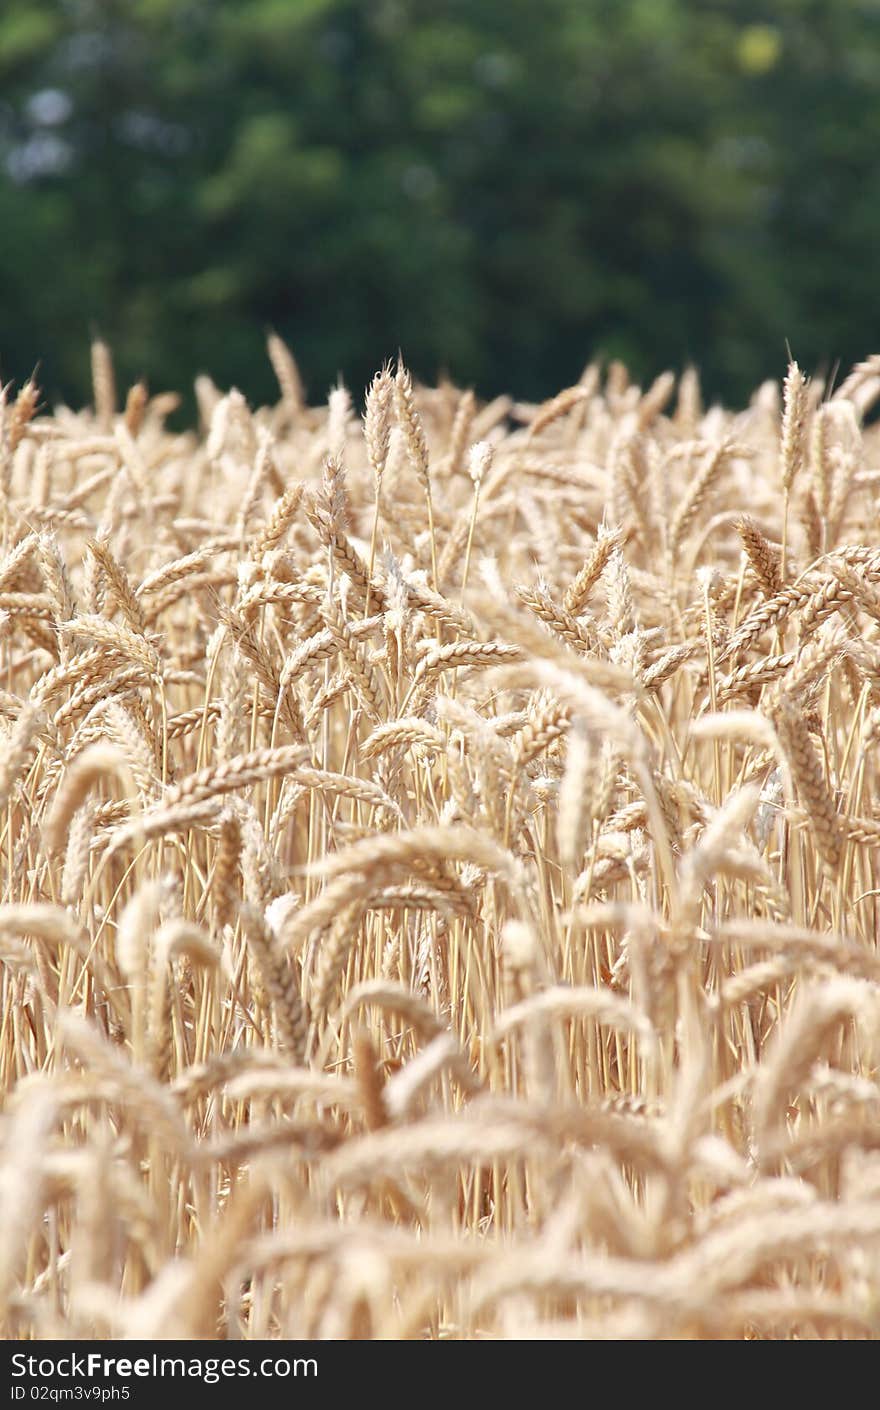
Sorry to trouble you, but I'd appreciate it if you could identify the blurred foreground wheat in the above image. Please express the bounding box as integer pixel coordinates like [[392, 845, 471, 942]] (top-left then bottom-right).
[[3, 345, 880, 1339]]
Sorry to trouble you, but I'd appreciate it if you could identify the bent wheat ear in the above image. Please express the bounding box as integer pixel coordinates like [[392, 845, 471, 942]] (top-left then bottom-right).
[[44, 743, 138, 852], [772, 699, 842, 870], [240, 904, 308, 1061], [267, 331, 305, 417]]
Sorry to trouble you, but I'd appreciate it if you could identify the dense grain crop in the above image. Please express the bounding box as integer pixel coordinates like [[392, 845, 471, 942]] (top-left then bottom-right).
[[2, 344, 880, 1339]]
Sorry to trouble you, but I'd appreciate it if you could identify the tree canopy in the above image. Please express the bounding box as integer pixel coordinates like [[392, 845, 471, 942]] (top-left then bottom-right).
[[1, 0, 879, 410]]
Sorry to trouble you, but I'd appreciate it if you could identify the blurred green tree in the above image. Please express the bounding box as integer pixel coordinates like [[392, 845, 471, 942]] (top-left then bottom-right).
[[0, 0, 878, 411]]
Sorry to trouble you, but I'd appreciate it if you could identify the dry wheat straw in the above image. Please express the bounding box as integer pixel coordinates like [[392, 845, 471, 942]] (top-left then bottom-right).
[[2, 348, 880, 1341]]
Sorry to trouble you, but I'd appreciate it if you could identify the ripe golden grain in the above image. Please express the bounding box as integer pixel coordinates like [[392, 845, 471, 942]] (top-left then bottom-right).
[[3, 350, 880, 1340]]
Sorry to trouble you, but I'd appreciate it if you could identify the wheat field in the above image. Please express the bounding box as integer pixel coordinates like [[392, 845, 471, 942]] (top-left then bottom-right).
[[2, 344, 880, 1340]]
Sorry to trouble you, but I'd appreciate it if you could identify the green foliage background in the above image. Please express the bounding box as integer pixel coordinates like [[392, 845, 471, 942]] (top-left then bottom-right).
[[1, 0, 879, 409]]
